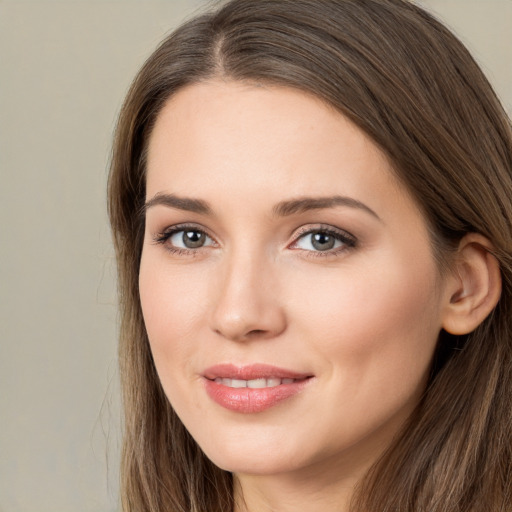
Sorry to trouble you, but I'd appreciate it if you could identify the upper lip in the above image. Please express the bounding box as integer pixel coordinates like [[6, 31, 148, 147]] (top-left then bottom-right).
[[202, 363, 312, 381]]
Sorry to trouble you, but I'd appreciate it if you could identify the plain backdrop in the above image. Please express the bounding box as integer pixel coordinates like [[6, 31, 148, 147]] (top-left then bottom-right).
[[0, 1, 510, 511]]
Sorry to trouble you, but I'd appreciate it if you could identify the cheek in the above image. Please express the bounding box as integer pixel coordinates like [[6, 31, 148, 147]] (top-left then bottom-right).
[[290, 250, 442, 385], [281, 255, 442, 451], [138, 254, 211, 370]]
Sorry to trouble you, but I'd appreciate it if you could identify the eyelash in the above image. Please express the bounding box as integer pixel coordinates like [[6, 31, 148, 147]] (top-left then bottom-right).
[[152, 223, 357, 258]]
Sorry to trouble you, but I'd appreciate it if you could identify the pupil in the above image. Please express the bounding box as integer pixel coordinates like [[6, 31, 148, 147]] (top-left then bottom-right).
[[183, 231, 205, 248], [312, 232, 335, 251]]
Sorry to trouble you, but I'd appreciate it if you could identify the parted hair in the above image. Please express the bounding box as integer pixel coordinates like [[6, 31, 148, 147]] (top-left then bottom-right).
[[108, 1, 512, 510]]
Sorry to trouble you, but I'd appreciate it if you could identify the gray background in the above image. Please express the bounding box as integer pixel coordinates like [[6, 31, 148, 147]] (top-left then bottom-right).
[[1, 1, 510, 511]]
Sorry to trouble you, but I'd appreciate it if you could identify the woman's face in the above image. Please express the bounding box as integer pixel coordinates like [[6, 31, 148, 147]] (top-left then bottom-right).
[[140, 81, 449, 480]]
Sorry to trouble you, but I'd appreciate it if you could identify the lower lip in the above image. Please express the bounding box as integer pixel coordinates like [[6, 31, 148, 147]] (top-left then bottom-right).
[[204, 378, 311, 413]]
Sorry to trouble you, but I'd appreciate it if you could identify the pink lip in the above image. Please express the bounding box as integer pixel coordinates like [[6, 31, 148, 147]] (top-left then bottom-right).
[[202, 364, 313, 414], [203, 363, 311, 381]]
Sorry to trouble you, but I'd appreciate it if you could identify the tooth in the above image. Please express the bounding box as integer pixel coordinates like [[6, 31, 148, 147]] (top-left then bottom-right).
[[231, 379, 247, 388], [247, 378, 267, 389], [214, 377, 296, 388]]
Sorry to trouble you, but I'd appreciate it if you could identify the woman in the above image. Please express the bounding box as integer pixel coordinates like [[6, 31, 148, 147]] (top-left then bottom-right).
[[108, 0, 512, 511]]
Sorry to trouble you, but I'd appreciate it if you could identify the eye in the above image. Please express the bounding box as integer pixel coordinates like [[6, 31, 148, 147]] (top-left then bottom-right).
[[153, 225, 216, 253], [170, 229, 213, 249], [291, 226, 356, 254]]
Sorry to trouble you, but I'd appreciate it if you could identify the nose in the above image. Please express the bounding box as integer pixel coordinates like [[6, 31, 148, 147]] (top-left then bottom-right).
[[209, 250, 287, 342]]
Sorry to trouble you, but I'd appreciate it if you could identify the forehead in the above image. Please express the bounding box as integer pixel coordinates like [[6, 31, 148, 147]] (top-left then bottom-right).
[[145, 80, 415, 222]]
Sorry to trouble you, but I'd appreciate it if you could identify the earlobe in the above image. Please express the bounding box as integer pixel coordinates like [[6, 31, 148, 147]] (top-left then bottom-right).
[[442, 234, 502, 335]]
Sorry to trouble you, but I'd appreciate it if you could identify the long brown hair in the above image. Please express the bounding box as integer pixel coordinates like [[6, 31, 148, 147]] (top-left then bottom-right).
[[108, 1, 512, 510]]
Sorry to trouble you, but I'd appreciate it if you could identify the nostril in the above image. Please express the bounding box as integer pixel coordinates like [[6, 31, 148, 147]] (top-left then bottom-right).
[[214, 327, 269, 341], [246, 329, 267, 338]]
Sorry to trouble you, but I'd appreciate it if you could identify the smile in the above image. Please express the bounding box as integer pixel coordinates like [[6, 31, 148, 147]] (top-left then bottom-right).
[[202, 364, 313, 413]]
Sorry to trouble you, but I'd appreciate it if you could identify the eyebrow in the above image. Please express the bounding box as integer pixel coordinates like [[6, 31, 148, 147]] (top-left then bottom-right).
[[143, 193, 212, 216], [272, 195, 381, 221], [143, 192, 381, 221]]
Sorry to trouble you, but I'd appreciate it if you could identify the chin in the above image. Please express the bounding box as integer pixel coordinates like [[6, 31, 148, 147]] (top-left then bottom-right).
[[207, 453, 299, 476], [197, 432, 305, 476]]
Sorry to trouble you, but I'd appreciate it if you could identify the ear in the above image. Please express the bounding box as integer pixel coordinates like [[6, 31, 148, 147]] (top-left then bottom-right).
[[442, 234, 502, 335]]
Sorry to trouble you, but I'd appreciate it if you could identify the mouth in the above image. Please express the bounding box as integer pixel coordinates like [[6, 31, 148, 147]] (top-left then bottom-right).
[[202, 364, 314, 413]]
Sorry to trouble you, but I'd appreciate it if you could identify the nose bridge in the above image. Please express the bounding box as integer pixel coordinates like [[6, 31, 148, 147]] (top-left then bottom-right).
[[210, 242, 286, 341]]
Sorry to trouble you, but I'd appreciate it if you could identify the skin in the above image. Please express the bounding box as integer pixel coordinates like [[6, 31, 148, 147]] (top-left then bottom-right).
[[139, 80, 454, 512]]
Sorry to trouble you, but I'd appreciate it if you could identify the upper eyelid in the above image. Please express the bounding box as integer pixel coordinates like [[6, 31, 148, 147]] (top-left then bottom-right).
[[159, 223, 215, 238], [291, 224, 356, 241]]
